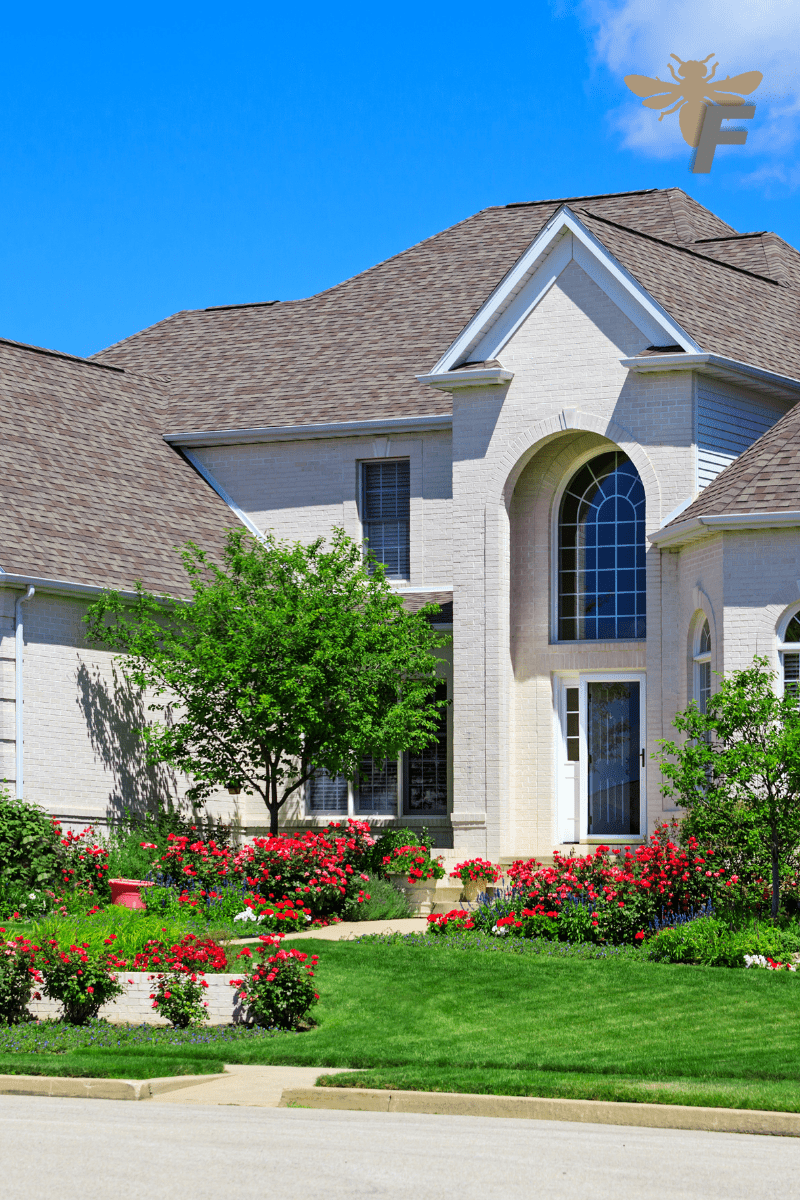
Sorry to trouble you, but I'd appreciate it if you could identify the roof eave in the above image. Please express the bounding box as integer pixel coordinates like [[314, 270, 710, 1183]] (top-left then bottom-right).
[[416, 368, 514, 391], [621, 353, 800, 403], [650, 511, 800, 548]]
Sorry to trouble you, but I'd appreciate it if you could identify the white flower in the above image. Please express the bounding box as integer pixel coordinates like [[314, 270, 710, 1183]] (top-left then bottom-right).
[[491, 925, 507, 936], [233, 907, 258, 923], [29, 894, 36, 900]]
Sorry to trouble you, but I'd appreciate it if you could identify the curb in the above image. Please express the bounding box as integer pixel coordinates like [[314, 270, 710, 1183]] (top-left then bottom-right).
[[278, 1086, 800, 1137], [0, 1072, 227, 1102]]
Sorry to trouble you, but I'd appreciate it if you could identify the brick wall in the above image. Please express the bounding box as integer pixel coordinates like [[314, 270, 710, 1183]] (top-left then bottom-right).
[[29, 971, 250, 1026]]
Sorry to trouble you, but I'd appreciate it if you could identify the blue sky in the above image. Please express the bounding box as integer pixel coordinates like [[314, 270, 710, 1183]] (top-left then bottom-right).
[[1, 0, 797, 357]]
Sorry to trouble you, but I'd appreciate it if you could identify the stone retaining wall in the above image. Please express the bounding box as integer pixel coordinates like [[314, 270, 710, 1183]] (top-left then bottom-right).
[[29, 972, 248, 1026]]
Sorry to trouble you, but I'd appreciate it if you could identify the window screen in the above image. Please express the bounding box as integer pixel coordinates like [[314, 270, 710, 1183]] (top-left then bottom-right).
[[356, 756, 398, 814], [362, 460, 410, 579], [307, 770, 348, 814], [404, 683, 448, 814]]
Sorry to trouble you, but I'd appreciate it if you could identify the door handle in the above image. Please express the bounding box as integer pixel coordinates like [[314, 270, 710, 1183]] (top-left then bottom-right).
[[640, 749, 646, 768]]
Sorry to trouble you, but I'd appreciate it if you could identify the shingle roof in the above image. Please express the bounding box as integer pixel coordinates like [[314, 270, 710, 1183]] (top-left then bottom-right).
[[668, 400, 800, 523], [0, 340, 239, 594], [92, 188, 800, 435]]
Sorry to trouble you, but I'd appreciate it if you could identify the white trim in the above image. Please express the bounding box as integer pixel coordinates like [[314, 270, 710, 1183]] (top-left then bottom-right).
[[650, 510, 800, 548], [430, 206, 699, 373], [621, 352, 800, 401], [180, 449, 265, 542], [416, 368, 513, 391], [659, 496, 694, 528], [578, 671, 647, 843], [390, 584, 452, 593], [14, 586, 35, 799], [0, 573, 150, 602], [165, 414, 453, 448]]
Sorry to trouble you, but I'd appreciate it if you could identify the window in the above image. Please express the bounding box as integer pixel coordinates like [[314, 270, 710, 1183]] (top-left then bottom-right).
[[565, 686, 579, 761], [362, 460, 410, 579], [356, 756, 398, 814], [779, 613, 800, 698], [307, 769, 348, 814], [558, 451, 646, 641], [693, 619, 712, 714], [403, 683, 448, 815]]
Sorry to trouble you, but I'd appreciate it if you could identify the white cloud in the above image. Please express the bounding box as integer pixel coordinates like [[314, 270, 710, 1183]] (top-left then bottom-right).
[[576, 0, 800, 164]]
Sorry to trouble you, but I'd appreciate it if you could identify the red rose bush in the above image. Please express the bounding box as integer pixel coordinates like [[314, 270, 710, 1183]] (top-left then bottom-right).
[[231, 934, 319, 1029]]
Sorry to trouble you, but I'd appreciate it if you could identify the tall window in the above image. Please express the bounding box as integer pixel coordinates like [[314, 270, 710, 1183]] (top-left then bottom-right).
[[404, 683, 448, 815], [779, 613, 800, 698], [307, 769, 348, 814], [356, 756, 398, 814], [558, 451, 646, 641], [362, 460, 410, 579], [693, 619, 712, 713]]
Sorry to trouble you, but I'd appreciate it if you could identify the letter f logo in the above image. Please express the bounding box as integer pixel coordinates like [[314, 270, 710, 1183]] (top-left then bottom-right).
[[693, 104, 755, 173]]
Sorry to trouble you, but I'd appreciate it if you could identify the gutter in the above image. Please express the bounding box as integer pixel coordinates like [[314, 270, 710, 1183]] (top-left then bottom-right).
[[620, 352, 800, 401], [416, 368, 514, 391], [14, 586, 34, 799], [650, 510, 800, 549], [164, 413, 453, 449]]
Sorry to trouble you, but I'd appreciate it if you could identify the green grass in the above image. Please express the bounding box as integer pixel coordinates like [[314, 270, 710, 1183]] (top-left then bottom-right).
[[3, 937, 800, 1106], [0, 1053, 224, 1079]]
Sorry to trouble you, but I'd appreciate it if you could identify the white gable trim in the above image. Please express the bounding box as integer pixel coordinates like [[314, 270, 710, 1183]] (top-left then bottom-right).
[[432, 207, 700, 372]]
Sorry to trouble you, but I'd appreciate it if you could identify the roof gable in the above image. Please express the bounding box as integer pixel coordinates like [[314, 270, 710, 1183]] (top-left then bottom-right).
[[430, 207, 700, 372]]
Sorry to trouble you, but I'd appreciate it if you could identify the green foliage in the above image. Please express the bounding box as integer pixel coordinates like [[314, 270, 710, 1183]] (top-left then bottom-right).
[[0, 789, 62, 892], [646, 915, 800, 967], [149, 969, 210, 1028], [341, 875, 413, 921], [0, 935, 42, 1025], [37, 943, 125, 1025], [657, 656, 800, 918], [370, 827, 432, 875], [85, 528, 448, 834], [27, 908, 218, 963]]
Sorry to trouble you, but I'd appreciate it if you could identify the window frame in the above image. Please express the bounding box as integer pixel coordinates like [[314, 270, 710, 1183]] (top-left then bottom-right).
[[777, 604, 800, 698], [692, 617, 712, 715], [359, 457, 411, 582], [550, 448, 647, 644]]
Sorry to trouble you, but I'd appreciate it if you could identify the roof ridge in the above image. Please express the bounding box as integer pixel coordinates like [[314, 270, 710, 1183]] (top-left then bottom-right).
[[505, 187, 658, 209], [578, 208, 782, 287], [694, 233, 767, 242], [0, 335, 125, 373]]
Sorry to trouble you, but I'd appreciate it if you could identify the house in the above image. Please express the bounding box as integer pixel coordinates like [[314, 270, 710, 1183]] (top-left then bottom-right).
[[3, 185, 800, 859]]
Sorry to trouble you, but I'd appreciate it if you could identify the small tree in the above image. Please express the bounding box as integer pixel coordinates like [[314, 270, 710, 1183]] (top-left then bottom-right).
[[657, 656, 800, 919], [85, 528, 448, 834]]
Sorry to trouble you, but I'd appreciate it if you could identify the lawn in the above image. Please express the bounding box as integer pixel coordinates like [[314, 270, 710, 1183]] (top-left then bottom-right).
[[3, 936, 800, 1109]]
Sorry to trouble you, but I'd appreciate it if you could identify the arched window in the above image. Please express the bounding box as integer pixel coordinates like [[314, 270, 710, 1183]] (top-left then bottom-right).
[[778, 612, 800, 698], [558, 451, 646, 641], [693, 619, 712, 713]]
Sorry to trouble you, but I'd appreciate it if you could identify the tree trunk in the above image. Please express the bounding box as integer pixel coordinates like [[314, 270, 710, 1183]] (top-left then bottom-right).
[[269, 772, 279, 836], [771, 831, 780, 920]]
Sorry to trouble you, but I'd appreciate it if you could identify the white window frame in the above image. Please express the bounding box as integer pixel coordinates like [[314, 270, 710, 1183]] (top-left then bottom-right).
[[358, 456, 411, 583], [777, 603, 800, 698], [692, 617, 712, 714]]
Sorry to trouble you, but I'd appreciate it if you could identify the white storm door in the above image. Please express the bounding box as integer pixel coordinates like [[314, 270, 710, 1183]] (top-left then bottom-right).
[[555, 681, 580, 843]]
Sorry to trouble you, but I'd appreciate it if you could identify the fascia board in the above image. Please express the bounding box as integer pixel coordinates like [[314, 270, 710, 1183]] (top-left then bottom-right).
[[431, 207, 699, 373], [390, 584, 453, 593], [0, 572, 165, 603], [416, 368, 514, 391], [621, 352, 800, 399], [650, 510, 800, 548], [165, 413, 453, 448]]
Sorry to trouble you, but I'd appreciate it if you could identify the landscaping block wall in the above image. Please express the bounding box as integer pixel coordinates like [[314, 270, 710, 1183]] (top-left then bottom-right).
[[29, 972, 249, 1026]]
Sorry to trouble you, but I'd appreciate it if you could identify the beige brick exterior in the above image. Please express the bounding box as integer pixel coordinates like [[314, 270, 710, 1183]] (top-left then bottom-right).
[[5, 257, 797, 858]]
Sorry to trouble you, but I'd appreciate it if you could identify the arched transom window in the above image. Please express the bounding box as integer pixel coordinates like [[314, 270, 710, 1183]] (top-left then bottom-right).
[[558, 451, 646, 641]]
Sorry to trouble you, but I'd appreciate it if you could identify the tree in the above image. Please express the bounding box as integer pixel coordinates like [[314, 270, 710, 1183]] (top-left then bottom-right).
[[85, 527, 448, 835], [657, 656, 800, 919]]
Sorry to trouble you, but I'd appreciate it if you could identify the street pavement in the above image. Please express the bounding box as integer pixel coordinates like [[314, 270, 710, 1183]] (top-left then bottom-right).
[[2, 1094, 799, 1199]]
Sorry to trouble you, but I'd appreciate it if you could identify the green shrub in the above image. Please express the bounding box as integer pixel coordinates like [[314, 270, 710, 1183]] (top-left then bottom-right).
[[646, 916, 800, 967], [148, 969, 210, 1028], [0, 791, 62, 894], [37, 943, 125, 1025], [370, 828, 432, 876], [342, 875, 413, 921], [0, 934, 42, 1024], [232, 941, 319, 1029]]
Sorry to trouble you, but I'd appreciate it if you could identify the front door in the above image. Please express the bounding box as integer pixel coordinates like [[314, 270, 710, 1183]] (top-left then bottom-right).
[[556, 674, 645, 842]]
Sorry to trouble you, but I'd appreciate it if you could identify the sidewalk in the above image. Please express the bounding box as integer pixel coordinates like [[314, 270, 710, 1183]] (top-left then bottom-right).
[[147, 1065, 349, 1107], [232, 917, 428, 944]]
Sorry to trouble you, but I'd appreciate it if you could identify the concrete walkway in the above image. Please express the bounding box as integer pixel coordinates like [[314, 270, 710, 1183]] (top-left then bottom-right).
[[232, 916, 428, 944], [148, 1064, 348, 1108]]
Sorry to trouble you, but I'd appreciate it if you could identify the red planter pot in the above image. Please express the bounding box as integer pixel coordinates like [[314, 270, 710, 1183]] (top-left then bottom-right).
[[109, 878, 150, 910]]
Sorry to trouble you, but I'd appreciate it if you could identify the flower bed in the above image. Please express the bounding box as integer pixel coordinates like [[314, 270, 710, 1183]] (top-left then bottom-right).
[[140, 819, 375, 924]]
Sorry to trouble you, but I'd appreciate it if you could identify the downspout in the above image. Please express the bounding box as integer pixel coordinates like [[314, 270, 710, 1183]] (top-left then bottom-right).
[[14, 586, 35, 799]]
